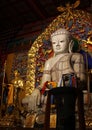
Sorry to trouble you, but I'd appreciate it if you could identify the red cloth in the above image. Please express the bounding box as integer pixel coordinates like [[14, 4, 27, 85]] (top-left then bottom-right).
[[41, 81, 48, 94]]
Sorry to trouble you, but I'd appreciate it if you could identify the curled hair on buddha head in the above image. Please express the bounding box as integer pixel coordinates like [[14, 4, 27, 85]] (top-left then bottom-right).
[[51, 28, 74, 53], [51, 28, 71, 38]]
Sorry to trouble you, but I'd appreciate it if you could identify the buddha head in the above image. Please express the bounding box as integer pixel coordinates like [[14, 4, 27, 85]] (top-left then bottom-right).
[[14, 70, 20, 77], [50, 28, 74, 55]]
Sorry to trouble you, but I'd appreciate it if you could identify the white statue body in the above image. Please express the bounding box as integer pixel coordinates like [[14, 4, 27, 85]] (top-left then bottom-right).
[[40, 28, 86, 88], [22, 28, 86, 112]]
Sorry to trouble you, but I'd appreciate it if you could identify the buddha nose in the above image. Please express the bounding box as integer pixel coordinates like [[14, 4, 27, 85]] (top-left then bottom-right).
[[56, 41, 60, 46]]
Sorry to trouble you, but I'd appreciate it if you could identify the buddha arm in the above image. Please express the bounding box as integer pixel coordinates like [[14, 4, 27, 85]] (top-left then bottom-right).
[[72, 53, 86, 89], [39, 60, 52, 89]]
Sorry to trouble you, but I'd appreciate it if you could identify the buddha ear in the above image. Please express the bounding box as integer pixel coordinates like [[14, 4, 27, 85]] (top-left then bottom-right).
[[69, 40, 74, 53]]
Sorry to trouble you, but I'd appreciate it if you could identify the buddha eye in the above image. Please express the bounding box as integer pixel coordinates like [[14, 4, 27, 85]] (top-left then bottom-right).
[[52, 42, 56, 44], [60, 41, 64, 43]]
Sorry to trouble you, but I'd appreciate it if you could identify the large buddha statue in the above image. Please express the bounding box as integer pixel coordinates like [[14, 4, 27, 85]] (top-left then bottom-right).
[[22, 28, 86, 112]]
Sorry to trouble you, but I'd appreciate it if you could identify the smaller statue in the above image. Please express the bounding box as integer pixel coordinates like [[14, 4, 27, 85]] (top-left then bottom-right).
[[8, 70, 24, 108], [11, 70, 24, 89]]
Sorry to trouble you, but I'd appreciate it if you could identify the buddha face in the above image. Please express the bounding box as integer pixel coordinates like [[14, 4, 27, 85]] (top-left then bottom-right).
[[51, 34, 70, 55], [14, 70, 19, 77]]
